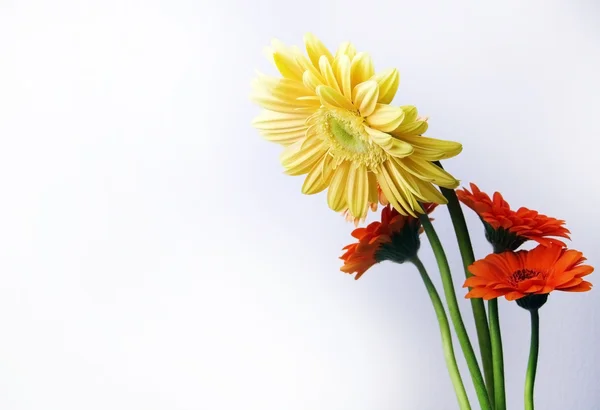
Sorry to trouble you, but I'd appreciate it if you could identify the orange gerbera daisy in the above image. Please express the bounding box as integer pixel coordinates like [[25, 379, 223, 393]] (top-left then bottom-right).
[[457, 183, 570, 253], [340, 203, 436, 279], [464, 244, 593, 304]]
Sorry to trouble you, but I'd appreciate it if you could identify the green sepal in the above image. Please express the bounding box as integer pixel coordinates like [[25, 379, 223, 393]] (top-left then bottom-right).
[[374, 220, 421, 264], [481, 218, 526, 254], [516, 294, 549, 311]]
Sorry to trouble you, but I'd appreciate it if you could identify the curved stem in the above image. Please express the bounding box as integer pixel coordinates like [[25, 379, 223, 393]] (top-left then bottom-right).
[[439, 183, 495, 405], [525, 309, 540, 410], [488, 299, 506, 410], [419, 215, 492, 410], [410, 257, 471, 410]]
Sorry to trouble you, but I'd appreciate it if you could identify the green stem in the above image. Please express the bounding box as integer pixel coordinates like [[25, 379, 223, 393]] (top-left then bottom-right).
[[410, 257, 472, 410], [488, 299, 506, 410], [419, 215, 492, 410], [525, 309, 540, 410], [439, 183, 495, 405]]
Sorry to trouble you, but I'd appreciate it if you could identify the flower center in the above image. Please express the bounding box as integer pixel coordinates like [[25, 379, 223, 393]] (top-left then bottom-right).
[[509, 268, 539, 285], [314, 108, 387, 170], [328, 115, 369, 153]]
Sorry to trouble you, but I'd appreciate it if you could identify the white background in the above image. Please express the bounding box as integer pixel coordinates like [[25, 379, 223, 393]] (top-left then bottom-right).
[[1, 0, 599, 408]]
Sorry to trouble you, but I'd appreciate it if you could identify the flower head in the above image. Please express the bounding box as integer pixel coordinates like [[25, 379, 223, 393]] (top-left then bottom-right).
[[251, 33, 462, 220], [340, 203, 436, 279], [457, 183, 570, 252], [464, 244, 593, 302]]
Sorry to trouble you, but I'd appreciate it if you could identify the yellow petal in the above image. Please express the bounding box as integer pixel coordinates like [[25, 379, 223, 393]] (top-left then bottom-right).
[[280, 137, 327, 176], [252, 110, 308, 131], [376, 163, 416, 217], [372, 68, 399, 104], [269, 40, 306, 67], [335, 41, 357, 61], [305, 112, 322, 127], [273, 51, 305, 81], [302, 153, 335, 194], [365, 127, 413, 157], [376, 173, 398, 212], [387, 157, 446, 203], [350, 52, 375, 88], [254, 75, 312, 98], [392, 105, 429, 135], [295, 51, 326, 82], [253, 109, 310, 145], [399, 135, 463, 160], [414, 178, 448, 204], [292, 106, 320, 115], [256, 111, 310, 145], [366, 104, 405, 132], [295, 95, 321, 108], [334, 54, 352, 100], [396, 157, 459, 188], [393, 120, 428, 136], [399, 105, 418, 122], [319, 55, 341, 92], [302, 70, 324, 92], [364, 126, 391, 146], [260, 127, 307, 145], [316, 85, 356, 111], [386, 158, 419, 197], [251, 75, 314, 110], [293, 52, 314, 73], [304, 33, 334, 68], [346, 164, 369, 219], [352, 80, 379, 117], [250, 92, 306, 114], [327, 161, 351, 212], [405, 147, 445, 161], [386, 138, 413, 157], [383, 160, 425, 212], [367, 172, 379, 205]]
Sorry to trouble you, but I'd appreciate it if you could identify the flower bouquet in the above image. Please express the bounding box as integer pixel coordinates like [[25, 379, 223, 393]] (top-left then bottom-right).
[[250, 34, 593, 410]]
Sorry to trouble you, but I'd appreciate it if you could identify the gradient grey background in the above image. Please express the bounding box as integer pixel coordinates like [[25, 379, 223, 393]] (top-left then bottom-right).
[[1, 0, 599, 409]]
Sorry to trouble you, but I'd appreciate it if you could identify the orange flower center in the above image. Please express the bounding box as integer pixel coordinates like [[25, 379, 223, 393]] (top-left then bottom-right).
[[509, 268, 539, 285]]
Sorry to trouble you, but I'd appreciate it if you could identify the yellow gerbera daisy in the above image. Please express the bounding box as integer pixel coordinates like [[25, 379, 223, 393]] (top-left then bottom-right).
[[251, 33, 462, 219]]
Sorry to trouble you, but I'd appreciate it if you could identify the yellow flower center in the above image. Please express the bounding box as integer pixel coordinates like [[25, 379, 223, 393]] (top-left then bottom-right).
[[318, 108, 387, 170]]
